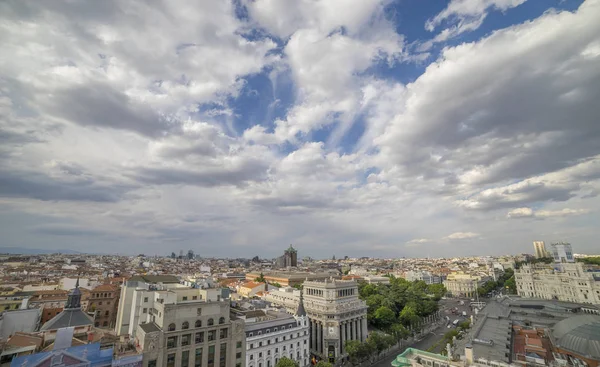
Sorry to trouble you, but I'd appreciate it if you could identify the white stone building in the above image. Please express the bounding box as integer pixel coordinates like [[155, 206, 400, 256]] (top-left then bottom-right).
[[303, 279, 368, 365], [443, 273, 481, 298], [264, 287, 302, 314], [515, 263, 600, 305], [241, 303, 310, 367]]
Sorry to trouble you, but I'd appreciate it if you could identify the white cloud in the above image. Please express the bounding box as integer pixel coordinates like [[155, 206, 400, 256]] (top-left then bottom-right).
[[444, 232, 479, 240], [424, 0, 527, 47], [406, 238, 430, 247], [508, 207, 591, 219]]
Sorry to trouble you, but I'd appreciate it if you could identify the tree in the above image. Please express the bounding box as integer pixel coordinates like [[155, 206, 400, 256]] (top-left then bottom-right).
[[391, 323, 409, 342], [399, 305, 420, 326], [427, 283, 447, 300], [275, 357, 298, 367], [315, 362, 333, 367], [505, 276, 516, 294], [374, 306, 396, 327], [255, 272, 266, 283]]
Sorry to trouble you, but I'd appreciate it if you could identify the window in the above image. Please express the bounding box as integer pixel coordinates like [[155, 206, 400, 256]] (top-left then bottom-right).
[[193, 296, 198, 300], [167, 336, 178, 349], [99, 301, 102, 305], [196, 320, 202, 328], [259, 353, 262, 358], [236, 352, 242, 359], [195, 348, 203, 367], [219, 328, 228, 339], [250, 344, 254, 349], [208, 318, 214, 326], [275, 348, 278, 353], [250, 355, 253, 360], [183, 296, 188, 301], [167, 353, 175, 367], [197, 308, 202, 316], [105, 311, 109, 316], [208, 345, 215, 367], [195, 332, 204, 344], [182, 350, 190, 367], [267, 350, 271, 356], [143, 308, 148, 314], [168, 323, 176, 331], [182, 334, 191, 346], [103, 321, 108, 327], [219, 317, 225, 324], [236, 341, 242, 349], [208, 330, 216, 341], [259, 342, 262, 347], [148, 360, 157, 367], [219, 343, 227, 367], [182, 321, 190, 329]]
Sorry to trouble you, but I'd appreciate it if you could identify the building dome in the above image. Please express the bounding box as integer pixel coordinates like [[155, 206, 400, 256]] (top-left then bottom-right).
[[552, 314, 600, 361]]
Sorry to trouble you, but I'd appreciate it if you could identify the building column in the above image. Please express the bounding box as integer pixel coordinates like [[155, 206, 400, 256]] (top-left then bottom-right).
[[357, 318, 362, 342], [350, 318, 355, 340], [310, 320, 317, 351], [362, 317, 368, 341], [316, 321, 322, 354], [356, 319, 360, 341], [339, 324, 343, 355]]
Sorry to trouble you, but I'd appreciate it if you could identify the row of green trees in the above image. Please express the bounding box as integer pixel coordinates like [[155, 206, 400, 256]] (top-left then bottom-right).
[[577, 256, 600, 265], [358, 276, 445, 332], [344, 331, 399, 365], [275, 357, 331, 367], [477, 268, 515, 296]]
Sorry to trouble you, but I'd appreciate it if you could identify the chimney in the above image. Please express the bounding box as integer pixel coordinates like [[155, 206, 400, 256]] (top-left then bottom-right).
[[465, 344, 474, 365]]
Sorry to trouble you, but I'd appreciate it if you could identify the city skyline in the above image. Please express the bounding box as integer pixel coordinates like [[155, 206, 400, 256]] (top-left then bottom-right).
[[1, 0, 599, 258]]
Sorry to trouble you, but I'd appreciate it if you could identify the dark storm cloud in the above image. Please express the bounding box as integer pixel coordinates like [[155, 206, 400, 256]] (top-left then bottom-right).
[[39, 82, 176, 138], [131, 159, 269, 187], [0, 169, 135, 202], [30, 224, 107, 237]]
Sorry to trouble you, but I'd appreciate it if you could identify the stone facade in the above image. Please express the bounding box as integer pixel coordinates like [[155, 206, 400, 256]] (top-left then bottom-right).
[[515, 263, 600, 305], [135, 299, 245, 367], [443, 273, 480, 298], [89, 283, 119, 329], [302, 279, 368, 365]]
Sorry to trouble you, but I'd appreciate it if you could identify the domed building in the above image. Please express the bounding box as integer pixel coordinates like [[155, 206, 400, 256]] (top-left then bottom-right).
[[551, 314, 600, 367]]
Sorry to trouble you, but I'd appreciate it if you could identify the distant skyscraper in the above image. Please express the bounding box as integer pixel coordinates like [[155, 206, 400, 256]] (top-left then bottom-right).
[[533, 241, 548, 258], [551, 242, 575, 263]]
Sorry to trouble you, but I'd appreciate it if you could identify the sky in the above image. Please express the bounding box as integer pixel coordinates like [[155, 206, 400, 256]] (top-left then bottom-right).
[[1, 0, 599, 259]]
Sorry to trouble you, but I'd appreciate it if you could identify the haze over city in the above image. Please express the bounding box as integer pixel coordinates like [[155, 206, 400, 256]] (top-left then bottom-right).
[[1, 0, 599, 258]]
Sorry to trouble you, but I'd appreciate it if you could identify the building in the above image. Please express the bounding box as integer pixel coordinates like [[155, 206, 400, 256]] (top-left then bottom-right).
[[0, 308, 41, 340], [237, 298, 310, 367], [245, 272, 335, 287], [515, 262, 600, 305], [443, 273, 481, 298], [550, 314, 600, 367], [133, 292, 245, 367], [533, 241, 549, 259], [238, 282, 266, 298], [115, 275, 181, 336], [284, 245, 298, 268], [551, 242, 575, 263], [39, 278, 94, 344], [88, 284, 120, 329], [403, 271, 441, 284], [303, 279, 368, 364], [264, 287, 302, 314]]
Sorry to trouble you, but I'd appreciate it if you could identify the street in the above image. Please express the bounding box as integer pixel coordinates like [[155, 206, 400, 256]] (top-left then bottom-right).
[[370, 298, 478, 367]]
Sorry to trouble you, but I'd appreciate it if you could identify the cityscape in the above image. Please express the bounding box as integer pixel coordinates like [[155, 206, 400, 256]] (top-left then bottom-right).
[[1, 0, 600, 367], [0, 241, 599, 367]]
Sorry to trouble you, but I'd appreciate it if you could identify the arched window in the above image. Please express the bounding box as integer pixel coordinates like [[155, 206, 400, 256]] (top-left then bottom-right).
[[182, 321, 189, 329], [208, 318, 214, 326], [195, 320, 202, 328], [168, 323, 176, 331], [219, 317, 225, 324]]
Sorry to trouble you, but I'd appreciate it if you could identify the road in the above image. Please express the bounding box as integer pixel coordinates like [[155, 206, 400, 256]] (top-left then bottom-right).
[[370, 298, 480, 367]]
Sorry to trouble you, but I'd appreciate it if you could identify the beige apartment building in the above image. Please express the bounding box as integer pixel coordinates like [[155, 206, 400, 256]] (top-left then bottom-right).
[[515, 263, 600, 305], [443, 273, 481, 298], [134, 289, 245, 367]]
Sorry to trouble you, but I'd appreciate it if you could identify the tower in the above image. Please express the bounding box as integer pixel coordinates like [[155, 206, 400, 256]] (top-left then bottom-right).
[[533, 241, 548, 258], [284, 244, 298, 267]]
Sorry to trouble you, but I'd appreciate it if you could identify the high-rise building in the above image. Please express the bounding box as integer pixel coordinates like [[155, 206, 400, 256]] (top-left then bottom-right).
[[133, 292, 245, 367], [284, 245, 298, 267], [533, 241, 549, 258], [551, 242, 575, 263]]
